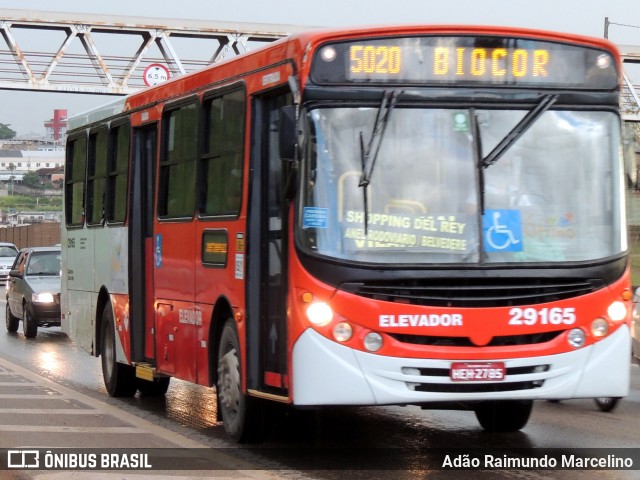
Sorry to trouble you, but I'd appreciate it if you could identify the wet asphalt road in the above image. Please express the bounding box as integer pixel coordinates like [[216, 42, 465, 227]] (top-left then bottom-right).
[[1, 304, 639, 480]]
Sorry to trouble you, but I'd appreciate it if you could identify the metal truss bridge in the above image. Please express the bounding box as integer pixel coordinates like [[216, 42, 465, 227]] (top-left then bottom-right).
[[0, 8, 313, 95], [620, 46, 640, 121]]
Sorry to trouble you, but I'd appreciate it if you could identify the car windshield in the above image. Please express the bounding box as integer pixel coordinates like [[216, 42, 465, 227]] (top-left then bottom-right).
[[27, 251, 61, 276], [0, 246, 17, 257], [298, 106, 624, 264]]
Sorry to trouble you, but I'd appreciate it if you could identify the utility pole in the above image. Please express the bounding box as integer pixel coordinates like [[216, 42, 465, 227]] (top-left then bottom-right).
[[7, 162, 14, 196]]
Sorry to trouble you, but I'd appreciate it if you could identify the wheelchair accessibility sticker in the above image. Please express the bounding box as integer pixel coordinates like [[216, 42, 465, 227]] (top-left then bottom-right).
[[483, 209, 523, 252]]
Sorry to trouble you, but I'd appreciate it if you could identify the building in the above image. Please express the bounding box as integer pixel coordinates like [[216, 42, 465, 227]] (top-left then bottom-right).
[[0, 106, 67, 180], [37, 166, 64, 187], [44, 109, 68, 143], [0, 141, 65, 193], [0, 149, 64, 178]]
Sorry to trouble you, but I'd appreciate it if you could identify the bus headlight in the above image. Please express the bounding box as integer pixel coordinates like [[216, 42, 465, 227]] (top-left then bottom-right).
[[364, 332, 383, 352], [591, 318, 609, 338], [306, 302, 333, 326], [333, 322, 353, 342], [32, 292, 54, 303], [567, 328, 586, 348], [607, 301, 627, 322]]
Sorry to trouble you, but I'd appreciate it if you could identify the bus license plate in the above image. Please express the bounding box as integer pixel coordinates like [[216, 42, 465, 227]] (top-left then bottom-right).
[[450, 362, 506, 382]]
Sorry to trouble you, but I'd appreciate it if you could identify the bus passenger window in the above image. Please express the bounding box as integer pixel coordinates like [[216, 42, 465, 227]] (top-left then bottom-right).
[[65, 136, 87, 227], [87, 129, 108, 226], [159, 102, 198, 218], [106, 124, 130, 223], [200, 88, 245, 216]]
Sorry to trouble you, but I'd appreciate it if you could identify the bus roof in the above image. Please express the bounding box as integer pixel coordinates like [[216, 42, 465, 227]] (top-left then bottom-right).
[[68, 97, 127, 131], [67, 24, 620, 131]]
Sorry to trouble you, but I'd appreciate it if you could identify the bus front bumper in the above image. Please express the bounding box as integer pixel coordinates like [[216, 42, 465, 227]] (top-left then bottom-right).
[[291, 325, 631, 406]]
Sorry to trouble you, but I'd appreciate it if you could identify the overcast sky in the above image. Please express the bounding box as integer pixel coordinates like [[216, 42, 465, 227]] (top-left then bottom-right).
[[0, 0, 639, 136]]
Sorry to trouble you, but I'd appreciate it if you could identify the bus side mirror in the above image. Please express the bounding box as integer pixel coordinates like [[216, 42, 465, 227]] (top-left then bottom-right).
[[279, 105, 297, 162]]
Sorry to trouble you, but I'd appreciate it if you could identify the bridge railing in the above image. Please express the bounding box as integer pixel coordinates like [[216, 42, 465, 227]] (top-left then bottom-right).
[[0, 8, 314, 95]]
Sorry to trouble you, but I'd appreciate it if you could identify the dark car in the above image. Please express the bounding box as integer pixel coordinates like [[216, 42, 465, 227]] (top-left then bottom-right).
[[5, 246, 61, 338]]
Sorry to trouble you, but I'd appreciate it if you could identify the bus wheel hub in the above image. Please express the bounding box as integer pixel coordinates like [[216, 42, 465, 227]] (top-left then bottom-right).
[[218, 349, 240, 409]]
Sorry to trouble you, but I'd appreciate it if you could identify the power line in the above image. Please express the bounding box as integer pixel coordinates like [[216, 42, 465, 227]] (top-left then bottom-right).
[[605, 17, 640, 38], [608, 21, 640, 30]]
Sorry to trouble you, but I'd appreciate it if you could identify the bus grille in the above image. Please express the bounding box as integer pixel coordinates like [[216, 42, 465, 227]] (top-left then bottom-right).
[[413, 381, 544, 393], [389, 330, 563, 347], [339, 278, 601, 307]]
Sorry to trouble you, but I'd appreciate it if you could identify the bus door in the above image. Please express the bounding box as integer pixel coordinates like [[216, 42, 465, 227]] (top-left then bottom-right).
[[153, 99, 199, 382], [130, 123, 157, 363], [246, 90, 292, 397]]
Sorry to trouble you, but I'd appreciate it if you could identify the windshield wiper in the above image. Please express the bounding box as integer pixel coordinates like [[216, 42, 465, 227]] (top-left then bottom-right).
[[470, 109, 485, 215], [359, 89, 401, 234], [481, 94, 558, 168]]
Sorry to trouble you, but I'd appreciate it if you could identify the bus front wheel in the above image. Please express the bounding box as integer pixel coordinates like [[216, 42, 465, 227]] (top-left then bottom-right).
[[594, 397, 620, 412], [101, 304, 137, 397], [474, 400, 533, 432], [216, 319, 268, 443]]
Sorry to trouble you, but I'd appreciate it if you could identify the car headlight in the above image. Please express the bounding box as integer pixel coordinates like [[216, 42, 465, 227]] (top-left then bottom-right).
[[32, 292, 55, 303]]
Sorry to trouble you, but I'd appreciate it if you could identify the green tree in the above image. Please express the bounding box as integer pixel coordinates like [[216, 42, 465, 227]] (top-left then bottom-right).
[[0, 123, 16, 140], [22, 170, 41, 188]]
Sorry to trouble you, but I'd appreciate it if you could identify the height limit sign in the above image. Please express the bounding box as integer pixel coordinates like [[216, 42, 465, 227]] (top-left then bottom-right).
[[143, 63, 170, 86]]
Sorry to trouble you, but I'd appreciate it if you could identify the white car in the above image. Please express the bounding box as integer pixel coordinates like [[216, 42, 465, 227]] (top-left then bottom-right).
[[0, 242, 18, 287], [6, 246, 61, 338]]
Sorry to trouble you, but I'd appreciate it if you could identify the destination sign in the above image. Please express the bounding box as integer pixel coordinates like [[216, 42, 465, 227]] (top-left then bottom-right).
[[311, 36, 618, 88]]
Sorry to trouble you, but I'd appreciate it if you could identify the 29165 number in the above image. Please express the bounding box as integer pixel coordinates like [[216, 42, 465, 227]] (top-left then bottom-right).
[[508, 307, 576, 326]]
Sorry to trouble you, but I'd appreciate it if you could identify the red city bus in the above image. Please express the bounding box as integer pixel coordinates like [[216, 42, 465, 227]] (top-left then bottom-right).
[[62, 25, 632, 442]]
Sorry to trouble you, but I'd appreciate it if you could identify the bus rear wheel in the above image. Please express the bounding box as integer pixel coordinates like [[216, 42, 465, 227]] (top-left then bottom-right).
[[474, 400, 533, 432], [101, 304, 137, 397], [216, 319, 268, 443]]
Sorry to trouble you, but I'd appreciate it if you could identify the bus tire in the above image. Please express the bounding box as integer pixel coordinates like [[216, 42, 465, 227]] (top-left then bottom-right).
[[474, 400, 533, 432], [101, 304, 136, 397], [23, 306, 38, 339], [137, 377, 171, 397], [216, 319, 268, 443], [5, 302, 19, 332], [594, 397, 620, 412]]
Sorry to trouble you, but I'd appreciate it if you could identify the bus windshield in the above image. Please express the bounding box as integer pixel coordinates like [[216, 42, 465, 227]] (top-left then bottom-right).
[[298, 106, 624, 264]]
